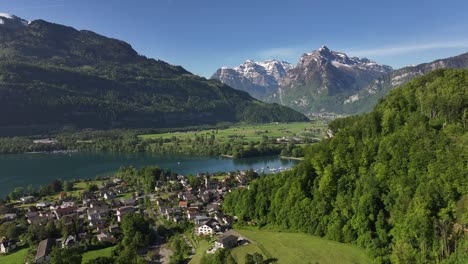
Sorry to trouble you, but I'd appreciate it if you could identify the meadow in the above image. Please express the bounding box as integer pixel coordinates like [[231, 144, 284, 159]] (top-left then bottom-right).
[[235, 229, 370, 264], [81, 246, 116, 263], [0, 247, 29, 264], [189, 229, 370, 264], [139, 122, 326, 143]]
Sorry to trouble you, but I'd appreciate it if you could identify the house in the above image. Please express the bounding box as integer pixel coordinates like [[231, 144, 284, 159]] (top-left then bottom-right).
[[183, 193, 197, 202], [116, 206, 135, 222], [109, 224, 121, 234], [194, 215, 211, 225], [28, 215, 49, 226], [20, 196, 35, 203], [195, 219, 221, 236], [35, 238, 55, 263], [89, 219, 106, 228], [215, 235, 238, 249], [90, 200, 109, 209], [54, 206, 77, 220], [200, 193, 211, 203], [96, 232, 114, 243], [206, 203, 219, 213], [120, 198, 136, 207], [0, 237, 16, 254], [103, 192, 116, 200], [179, 201, 188, 208]]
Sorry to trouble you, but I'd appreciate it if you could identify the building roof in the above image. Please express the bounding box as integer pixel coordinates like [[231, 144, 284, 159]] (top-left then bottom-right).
[[35, 238, 55, 261], [216, 235, 238, 244], [199, 219, 219, 229]]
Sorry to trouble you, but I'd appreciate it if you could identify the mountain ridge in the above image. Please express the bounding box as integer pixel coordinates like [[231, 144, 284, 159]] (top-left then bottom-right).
[[213, 46, 468, 115], [0, 14, 308, 135], [211, 59, 293, 99]]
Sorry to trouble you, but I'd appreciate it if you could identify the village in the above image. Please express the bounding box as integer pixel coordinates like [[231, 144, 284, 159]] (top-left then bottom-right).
[[0, 168, 263, 263]]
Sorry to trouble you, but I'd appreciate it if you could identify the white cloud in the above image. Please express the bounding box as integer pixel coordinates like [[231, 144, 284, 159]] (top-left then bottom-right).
[[346, 41, 468, 57]]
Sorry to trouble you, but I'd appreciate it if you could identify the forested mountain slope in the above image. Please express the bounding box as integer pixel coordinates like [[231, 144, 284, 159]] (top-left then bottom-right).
[[223, 69, 468, 263], [0, 17, 307, 134]]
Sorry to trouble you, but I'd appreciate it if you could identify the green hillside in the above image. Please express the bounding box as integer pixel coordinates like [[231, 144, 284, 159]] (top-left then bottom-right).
[[235, 229, 370, 264], [223, 69, 468, 263], [0, 19, 307, 135]]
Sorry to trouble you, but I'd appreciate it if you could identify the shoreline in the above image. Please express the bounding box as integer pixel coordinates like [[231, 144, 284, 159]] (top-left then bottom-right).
[[280, 156, 304, 161]]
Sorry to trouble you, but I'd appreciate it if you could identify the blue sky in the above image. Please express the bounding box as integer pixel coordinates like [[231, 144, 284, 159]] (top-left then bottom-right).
[[1, 0, 467, 77]]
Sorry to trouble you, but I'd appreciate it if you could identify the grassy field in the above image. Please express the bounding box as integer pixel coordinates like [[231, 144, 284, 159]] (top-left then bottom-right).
[[189, 239, 211, 264], [0, 247, 29, 264], [139, 122, 326, 143], [235, 229, 371, 264], [81, 246, 116, 263], [230, 243, 265, 263]]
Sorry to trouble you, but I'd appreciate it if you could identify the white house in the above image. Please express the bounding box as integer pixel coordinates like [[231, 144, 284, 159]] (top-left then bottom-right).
[[195, 219, 221, 236]]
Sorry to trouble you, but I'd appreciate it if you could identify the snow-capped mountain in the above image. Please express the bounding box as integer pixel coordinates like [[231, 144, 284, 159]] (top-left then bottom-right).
[[0, 13, 29, 29], [299, 45, 392, 73], [211, 60, 293, 99], [268, 45, 393, 113], [213, 46, 392, 112]]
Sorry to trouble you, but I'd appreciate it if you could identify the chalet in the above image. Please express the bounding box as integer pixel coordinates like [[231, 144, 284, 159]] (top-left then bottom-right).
[[215, 235, 238, 249], [116, 206, 135, 222], [54, 206, 77, 220], [35, 238, 55, 263], [195, 219, 222, 236], [194, 215, 211, 225], [0, 237, 16, 254]]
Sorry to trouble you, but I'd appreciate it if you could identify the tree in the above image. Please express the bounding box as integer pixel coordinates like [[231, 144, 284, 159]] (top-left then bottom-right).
[[85, 257, 114, 264], [121, 213, 151, 248], [50, 247, 82, 264]]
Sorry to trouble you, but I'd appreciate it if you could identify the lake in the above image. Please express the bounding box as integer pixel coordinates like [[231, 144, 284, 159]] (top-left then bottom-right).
[[0, 152, 299, 196]]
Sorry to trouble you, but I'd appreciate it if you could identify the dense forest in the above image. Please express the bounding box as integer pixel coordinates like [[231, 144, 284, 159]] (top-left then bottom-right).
[[223, 69, 468, 263], [0, 19, 307, 135]]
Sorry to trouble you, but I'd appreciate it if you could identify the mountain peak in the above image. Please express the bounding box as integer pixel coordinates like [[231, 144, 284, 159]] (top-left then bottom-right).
[[318, 45, 330, 52], [0, 13, 29, 28]]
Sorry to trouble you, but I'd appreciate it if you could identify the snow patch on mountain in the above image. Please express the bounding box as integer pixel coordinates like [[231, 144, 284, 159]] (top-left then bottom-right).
[[0, 13, 30, 27]]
